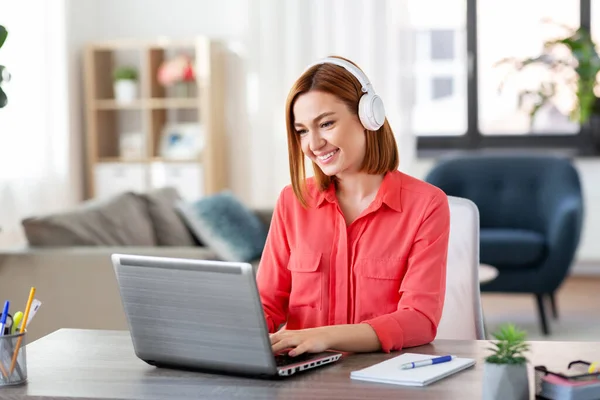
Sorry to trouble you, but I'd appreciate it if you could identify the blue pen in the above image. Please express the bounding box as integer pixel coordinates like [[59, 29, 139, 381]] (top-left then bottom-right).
[[400, 355, 455, 370], [0, 301, 9, 336]]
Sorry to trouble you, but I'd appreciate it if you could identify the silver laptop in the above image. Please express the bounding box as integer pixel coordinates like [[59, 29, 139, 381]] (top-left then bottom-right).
[[111, 254, 342, 378]]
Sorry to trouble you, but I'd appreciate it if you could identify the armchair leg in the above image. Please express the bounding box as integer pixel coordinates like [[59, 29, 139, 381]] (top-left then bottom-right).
[[549, 293, 558, 319], [535, 294, 550, 336]]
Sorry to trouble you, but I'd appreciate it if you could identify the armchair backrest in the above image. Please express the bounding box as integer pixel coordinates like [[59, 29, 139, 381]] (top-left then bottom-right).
[[425, 154, 582, 232], [436, 196, 485, 340]]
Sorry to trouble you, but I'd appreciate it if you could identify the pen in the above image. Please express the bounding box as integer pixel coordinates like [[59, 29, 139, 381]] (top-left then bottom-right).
[[400, 355, 455, 370], [0, 301, 10, 379], [0, 301, 9, 336]]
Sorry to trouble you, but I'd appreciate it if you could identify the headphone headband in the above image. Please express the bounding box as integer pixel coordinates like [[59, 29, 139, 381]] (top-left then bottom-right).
[[303, 57, 385, 131], [305, 57, 372, 93]]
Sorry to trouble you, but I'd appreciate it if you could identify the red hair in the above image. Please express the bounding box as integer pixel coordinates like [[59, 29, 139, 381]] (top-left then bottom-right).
[[285, 56, 399, 207]]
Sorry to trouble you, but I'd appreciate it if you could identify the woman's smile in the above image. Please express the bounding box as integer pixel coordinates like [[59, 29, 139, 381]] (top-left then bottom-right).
[[315, 148, 340, 164]]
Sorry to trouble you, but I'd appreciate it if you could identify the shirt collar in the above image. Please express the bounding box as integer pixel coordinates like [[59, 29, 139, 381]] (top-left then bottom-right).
[[377, 170, 403, 213], [315, 182, 336, 208], [314, 170, 403, 212]]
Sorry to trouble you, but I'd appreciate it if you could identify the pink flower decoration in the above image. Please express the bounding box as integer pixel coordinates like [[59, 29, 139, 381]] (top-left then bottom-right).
[[158, 55, 196, 86]]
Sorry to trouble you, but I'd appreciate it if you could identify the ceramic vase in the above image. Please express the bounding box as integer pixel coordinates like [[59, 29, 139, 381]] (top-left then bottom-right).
[[482, 363, 529, 400], [114, 80, 137, 104], [173, 81, 195, 98]]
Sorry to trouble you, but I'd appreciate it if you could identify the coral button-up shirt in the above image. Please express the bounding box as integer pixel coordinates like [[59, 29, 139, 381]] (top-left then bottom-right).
[[256, 170, 450, 352]]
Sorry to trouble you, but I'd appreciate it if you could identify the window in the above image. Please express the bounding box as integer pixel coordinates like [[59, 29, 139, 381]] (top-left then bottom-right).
[[408, 0, 468, 137], [432, 77, 454, 100], [416, 0, 597, 154], [431, 30, 455, 60], [478, 0, 579, 135]]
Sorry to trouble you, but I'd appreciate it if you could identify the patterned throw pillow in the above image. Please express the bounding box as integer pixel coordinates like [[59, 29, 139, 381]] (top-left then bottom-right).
[[175, 191, 268, 262]]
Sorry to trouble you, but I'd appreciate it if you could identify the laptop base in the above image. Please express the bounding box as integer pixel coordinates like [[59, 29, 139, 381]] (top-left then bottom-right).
[[143, 351, 342, 379]]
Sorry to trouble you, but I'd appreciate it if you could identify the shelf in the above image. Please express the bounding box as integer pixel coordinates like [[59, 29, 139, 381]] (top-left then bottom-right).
[[94, 100, 145, 110], [93, 98, 199, 110], [151, 157, 202, 163], [148, 98, 199, 109], [97, 157, 149, 163], [89, 38, 202, 51], [84, 37, 227, 200]]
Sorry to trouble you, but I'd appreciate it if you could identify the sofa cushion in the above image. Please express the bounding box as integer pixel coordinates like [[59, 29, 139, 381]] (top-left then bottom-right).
[[139, 187, 197, 246], [480, 228, 546, 268], [22, 192, 156, 246], [175, 191, 268, 262], [253, 208, 274, 230]]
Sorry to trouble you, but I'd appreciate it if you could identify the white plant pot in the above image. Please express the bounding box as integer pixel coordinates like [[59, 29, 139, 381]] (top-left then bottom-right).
[[114, 80, 137, 104], [482, 363, 529, 400]]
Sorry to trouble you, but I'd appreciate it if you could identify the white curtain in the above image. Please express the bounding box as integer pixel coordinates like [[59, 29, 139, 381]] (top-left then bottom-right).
[[244, 0, 416, 207], [0, 0, 76, 247]]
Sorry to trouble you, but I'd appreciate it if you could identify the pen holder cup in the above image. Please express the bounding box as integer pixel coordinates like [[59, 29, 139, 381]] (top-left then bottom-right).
[[0, 331, 27, 386]]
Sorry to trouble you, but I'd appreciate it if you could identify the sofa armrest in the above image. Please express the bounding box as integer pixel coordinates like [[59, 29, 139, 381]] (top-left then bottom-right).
[[0, 246, 220, 343]]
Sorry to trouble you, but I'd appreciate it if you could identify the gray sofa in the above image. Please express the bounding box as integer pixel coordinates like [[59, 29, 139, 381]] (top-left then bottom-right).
[[0, 188, 272, 343]]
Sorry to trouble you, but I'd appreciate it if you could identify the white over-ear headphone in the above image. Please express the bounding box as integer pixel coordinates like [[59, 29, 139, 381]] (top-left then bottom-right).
[[306, 57, 386, 131]]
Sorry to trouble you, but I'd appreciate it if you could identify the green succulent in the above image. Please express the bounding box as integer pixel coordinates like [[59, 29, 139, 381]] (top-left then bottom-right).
[[485, 323, 530, 365], [113, 66, 138, 82], [0, 24, 8, 108]]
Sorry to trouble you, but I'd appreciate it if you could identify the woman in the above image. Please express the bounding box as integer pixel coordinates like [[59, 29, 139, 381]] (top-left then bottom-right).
[[256, 56, 450, 357]]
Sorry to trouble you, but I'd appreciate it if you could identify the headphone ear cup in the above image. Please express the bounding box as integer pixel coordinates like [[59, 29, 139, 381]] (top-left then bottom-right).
[[358, 92, 386, 131]]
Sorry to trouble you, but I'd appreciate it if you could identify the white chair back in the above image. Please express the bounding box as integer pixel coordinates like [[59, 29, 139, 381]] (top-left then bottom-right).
[[436, 196, 486, 340]]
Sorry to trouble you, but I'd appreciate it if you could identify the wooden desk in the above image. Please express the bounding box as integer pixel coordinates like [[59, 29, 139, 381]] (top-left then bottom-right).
[[3, 329, 599, 400]]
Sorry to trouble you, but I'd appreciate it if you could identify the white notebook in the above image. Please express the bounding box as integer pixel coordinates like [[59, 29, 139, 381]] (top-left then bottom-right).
[[350, 353, 476, 387]]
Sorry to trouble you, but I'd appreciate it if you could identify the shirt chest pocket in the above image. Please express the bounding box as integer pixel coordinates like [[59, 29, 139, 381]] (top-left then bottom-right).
[[287, 251, 323, 310], [354, 258, 406, 318], [355, 258, 406, 280]]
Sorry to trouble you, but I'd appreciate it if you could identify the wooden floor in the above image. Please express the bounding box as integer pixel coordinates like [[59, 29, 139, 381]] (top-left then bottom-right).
[[481, 275, 600, 341]]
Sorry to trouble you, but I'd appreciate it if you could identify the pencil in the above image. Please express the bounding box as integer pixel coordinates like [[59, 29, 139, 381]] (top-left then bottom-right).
[[9, 287, 35, 374], [0, 339, 10, 379], [0, 355, 8, 379]]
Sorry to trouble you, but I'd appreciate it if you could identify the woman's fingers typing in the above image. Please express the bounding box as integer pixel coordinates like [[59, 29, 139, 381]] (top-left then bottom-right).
[[269, 327, 331, 356], [271, 335, 299, 354]]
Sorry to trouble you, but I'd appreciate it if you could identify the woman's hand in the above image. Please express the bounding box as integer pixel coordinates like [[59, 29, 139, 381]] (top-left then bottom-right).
[[270, 326, 333, 356], [270, 324, 382, 356]]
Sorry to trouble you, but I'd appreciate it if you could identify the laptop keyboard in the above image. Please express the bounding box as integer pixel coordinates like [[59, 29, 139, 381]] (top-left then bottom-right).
[[275, 352, 317, 367]]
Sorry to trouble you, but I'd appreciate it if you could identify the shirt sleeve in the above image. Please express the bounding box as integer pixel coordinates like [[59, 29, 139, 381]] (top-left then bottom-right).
[[256, 188, 292, 333], [363, 193, 450, 352]]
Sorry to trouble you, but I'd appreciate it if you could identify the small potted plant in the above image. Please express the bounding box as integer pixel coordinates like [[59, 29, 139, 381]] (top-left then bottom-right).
[[0, 24, 10, 109], [113, 66, 138, 104], [482, 323, 531, 400]]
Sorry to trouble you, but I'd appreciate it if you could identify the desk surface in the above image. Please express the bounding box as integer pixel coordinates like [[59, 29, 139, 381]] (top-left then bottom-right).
[[3, 329, 599, 400]]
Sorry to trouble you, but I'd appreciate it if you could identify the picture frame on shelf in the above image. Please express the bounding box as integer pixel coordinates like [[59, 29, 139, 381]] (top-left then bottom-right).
[[159, 122, 203, 160], [119, 131, 145, 160]]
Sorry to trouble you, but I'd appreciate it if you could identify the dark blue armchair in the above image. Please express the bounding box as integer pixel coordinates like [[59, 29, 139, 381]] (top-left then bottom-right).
[[425, 154, 584, 335]]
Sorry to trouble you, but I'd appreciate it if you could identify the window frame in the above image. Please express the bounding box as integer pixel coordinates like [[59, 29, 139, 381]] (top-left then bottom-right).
[[416, 0, 599, 156]]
